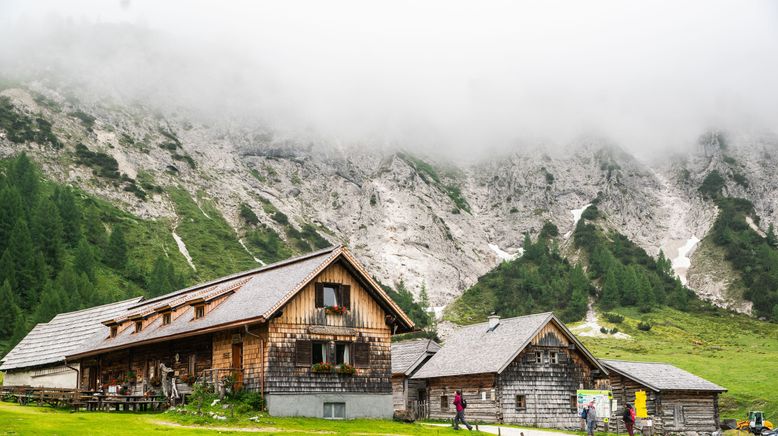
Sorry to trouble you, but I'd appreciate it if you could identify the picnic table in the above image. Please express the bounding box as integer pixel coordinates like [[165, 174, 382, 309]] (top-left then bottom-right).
[[88, 393, 167, 412]]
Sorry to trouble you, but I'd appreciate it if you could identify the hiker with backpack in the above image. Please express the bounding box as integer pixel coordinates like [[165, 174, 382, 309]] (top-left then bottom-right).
[[585, 401, 598, 436], [453, 390, 473, 431], [623, 403, 636, 436]]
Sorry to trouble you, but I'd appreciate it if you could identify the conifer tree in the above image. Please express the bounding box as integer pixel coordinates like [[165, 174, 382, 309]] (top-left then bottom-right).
[[0, 279, 21, 337], [34, 281, 65, 324], [600, 268, 620, 310], [54, 187, 82, 247], [74, 237, 96, 282], [637, 271, 656, 312], [148, 255, 182, 297], [84, 205, 108, 250], [8, 219, 43, 309], [0, 186, 23, 253], [31, 197, 65, 272], [105, 225, 128, 269], [620, 266, 639, 306], [9, 153, 39, 211], [0, 248, 16, 292]]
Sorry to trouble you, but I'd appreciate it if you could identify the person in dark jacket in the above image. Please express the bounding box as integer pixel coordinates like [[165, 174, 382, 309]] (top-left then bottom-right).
[[586, 402, 598, 436], [623, 403, 636, 436], [453, 390, 472, 431]]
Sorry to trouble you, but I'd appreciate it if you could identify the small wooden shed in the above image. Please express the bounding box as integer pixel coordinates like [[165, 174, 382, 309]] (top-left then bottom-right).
[[602, 360, 726, 435], [391, 339, 440, 413], [412, 313, 608, 428]]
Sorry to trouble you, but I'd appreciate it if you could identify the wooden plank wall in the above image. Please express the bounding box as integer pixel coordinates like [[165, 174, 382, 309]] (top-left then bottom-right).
[[657, 391, 719, 434], [426, 374, 499, 422], [392, 375, 428, 411], [211, 324, 268, 391], [609, 374, 662, 432], [262, 261, 393, 394]]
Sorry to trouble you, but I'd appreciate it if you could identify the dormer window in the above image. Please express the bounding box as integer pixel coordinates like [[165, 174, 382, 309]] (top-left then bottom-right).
[[110, 326, 118, 338], [315, 283, 351, 310], [162, 312, 172, 326], [134, 321, 143, 333], [194, 304, 205, 319]]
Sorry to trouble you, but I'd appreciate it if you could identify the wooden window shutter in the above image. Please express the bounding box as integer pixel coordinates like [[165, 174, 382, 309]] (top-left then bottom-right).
[[354, 342, 370, 367], [295, 340, 312, 367], [315, 283, 324, 308], [340, 285, 351, 309]]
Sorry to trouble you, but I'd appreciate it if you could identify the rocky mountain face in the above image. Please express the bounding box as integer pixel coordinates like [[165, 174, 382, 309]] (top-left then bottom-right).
[[2, 83, 777, 314]]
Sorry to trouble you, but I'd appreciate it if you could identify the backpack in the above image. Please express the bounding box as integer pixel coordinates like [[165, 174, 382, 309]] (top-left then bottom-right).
[[581, 408, 588, 419], [461, 398, 468, 409]]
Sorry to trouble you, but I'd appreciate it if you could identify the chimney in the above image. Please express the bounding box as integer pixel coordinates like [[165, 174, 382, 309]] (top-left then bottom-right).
[[487, 314, 500, 331]]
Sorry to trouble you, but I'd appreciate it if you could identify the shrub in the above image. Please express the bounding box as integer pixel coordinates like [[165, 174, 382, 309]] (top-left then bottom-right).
[[637, 321, 652, 331], [604, 312, 624, 323], [699, 170, 725, 199], [271, 211, 289, 225], [239, 203, 259, 226], [600, 327, 608, 334], [609, 327, 619, 334]]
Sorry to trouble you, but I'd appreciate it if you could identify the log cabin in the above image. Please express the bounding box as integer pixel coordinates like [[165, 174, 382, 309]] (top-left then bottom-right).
[[391, 338, 440, 413], [602, 360, 726, 435], [412, 313, 608, 428], [0, 298, 143, 388], [5, 245, 414, 418]]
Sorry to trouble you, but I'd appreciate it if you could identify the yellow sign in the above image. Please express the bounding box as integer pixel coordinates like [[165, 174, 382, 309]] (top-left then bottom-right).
[[634, 390, 648, 418]]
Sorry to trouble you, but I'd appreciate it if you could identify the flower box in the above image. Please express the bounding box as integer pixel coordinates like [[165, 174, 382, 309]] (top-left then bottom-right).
[[325, 305, 348, 315], [312, 362, 334, 373], [336, 363, 356, 375]]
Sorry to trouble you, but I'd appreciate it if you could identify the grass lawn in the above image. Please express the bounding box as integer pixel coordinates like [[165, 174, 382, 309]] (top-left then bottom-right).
[[573, 306, 778, 421], [0, 402, 479, 435]]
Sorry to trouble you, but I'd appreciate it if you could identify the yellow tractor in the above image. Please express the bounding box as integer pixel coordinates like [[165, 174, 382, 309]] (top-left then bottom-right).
[[737, 411, 774, 435]]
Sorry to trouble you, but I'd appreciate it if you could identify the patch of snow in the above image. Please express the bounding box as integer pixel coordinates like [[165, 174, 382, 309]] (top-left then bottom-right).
[[671, 236, 700, 285], [564, 203, 591, 238], [746, 216, 765, 237], [239, 238, 266, 265], [172, 231, 197, 271], [488, 244, 522, 261], [196, 202, 211, 219], [570, 302, 631, 339]]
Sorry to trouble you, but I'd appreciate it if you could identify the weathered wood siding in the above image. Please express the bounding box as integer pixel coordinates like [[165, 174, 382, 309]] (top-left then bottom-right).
[[392, 375, 428, 411], [498, 322, 599, 428], [609, 373, 720, 434], [263, 261, 393, 394], [427, 374, 499, 422], [83, 334, 212, 391], [212, 324, 268, 391]]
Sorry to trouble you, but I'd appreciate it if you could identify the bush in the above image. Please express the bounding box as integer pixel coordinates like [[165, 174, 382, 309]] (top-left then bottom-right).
[[239, 203, 259, 226], [610, 327, 619, 334], [637, 321, 652, 331], [271, 211, 289, 225], [231, 390, 265, 412], [600, 327, 608, 334], [604, 312, 624, 323]]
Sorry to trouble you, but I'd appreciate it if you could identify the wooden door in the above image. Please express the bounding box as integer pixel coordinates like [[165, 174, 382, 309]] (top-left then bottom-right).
[[232, 343, 244, 391], [85, 366, 98, 391]]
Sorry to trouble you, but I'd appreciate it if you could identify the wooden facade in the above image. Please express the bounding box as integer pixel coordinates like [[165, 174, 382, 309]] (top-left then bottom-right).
[[608, 372, 722, 435], [66, 247, 411, 418], [417, 315, 607, 428]]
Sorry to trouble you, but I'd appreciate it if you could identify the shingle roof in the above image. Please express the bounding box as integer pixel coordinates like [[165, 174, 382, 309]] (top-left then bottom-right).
[[67, 245, 414, 359], [0, 297, 143, 371], [391, 339, 440, 375], [601, 360, 727, 393], [412, 312, 606, 379]]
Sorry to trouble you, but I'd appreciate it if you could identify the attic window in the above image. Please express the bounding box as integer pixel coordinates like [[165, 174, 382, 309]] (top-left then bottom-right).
[[535, 351, 543, 364], [134, 321, 143, 333], [315, 283, 351, 309], [162, 312, 171, 326], [110, 326, 118, 338], [194, 304, 205, 319], [550, 351, 559, 364]]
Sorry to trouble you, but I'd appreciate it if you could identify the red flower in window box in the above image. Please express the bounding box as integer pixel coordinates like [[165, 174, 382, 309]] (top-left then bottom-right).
[[336, 363, 356, 375], [325, 305, 348, 315], [312, 362, 334, 373]]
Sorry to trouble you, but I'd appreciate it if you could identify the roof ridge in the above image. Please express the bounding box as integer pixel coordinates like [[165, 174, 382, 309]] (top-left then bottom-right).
[[460, 311, 553, 328], [602, 359, 674, 365], [129, 245, 341, 310], [50, 296, 144, 319]]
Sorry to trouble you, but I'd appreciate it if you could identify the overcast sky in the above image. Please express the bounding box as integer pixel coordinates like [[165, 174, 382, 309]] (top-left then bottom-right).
[[1, 0, 777, 158]]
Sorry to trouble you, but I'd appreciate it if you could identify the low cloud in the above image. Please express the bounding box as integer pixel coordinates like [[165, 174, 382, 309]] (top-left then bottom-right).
[[2, 0, 777, 158]]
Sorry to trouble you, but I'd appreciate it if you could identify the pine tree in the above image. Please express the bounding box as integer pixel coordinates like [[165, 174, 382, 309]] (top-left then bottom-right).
[[565, 287, 588, 322], [637, 271, 656, 312], [84, 205, 108, 250], [54, 187, 82, 247], [620, 266, 639, 306], [74, 237, 96, 282], [656, 249, 673, 277], [0, 279, 21, 337], [34, 280, 65, 324], [0, 248, 16, 292], [417, 281, 432, 329], [8, 219, 43, 309], [31, 197, 65, 272], [105, 225, 128, 269], [600, 268, 620, 310], [9, 153, 39, 211], [147, 255, 182, 297], [768, 224, 777, 247], [0, 186, 23, 254]]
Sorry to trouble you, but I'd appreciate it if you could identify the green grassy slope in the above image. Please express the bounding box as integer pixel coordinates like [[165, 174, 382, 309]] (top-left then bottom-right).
[[574, 306, 778, 420]]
